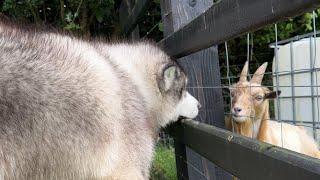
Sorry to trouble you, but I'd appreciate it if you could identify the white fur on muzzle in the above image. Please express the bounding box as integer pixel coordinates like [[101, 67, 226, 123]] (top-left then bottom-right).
[[177, 92, 199, 119]]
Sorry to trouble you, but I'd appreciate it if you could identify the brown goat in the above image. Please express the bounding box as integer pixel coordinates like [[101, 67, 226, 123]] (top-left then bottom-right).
[[225, 61, 320, 159]]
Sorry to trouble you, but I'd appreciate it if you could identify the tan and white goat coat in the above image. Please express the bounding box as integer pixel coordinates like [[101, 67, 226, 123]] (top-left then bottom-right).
[[226, 61, 320, 158]]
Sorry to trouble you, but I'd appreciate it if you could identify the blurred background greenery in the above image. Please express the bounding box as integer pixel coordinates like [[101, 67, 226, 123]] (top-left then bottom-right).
[[1, 0, 163, 39], [1, 0, 318, 63]]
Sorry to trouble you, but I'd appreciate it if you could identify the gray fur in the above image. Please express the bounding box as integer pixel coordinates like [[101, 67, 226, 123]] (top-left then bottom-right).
[[0, 20, 195, 180]]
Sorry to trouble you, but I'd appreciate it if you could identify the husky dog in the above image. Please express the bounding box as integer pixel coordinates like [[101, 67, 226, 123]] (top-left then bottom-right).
[[0, 19, 200, 179]]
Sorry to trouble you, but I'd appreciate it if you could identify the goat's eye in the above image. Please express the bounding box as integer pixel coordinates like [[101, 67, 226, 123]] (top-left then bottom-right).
[[255, 95, 263, 101]]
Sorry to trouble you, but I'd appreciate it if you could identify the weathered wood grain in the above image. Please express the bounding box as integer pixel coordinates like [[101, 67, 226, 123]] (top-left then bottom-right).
[[169, 119, 320, 180], [159, 0, 320, 58]]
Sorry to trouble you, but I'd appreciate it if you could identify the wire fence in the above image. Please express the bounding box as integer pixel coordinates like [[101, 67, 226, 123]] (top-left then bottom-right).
[[155, 10, 320, 180], [220, 10, 320, 144]]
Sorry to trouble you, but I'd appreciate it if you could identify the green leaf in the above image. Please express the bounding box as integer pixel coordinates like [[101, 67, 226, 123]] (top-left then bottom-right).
[[65, 12, 73, 23], [95, 8, 104, 23], [64, 22, 80, 30], [285, 23, 293, 31], [74, 12, 78, 18], [305, 24, 312, 31], [158, 22, 164, 32], [2, 0, 14, 11]]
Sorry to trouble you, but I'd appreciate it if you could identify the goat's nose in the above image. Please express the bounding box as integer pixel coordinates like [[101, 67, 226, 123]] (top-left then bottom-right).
[[197, 102, 202, 109], [233, 107, 242, 113]]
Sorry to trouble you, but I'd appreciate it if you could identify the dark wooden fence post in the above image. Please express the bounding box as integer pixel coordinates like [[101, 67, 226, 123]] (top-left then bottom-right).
[[160, 1, 189, 179], [160, 0, 231, 179]]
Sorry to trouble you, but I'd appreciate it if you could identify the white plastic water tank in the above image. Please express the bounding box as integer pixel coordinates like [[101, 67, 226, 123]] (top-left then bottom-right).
[[272, 37, 320, 142]]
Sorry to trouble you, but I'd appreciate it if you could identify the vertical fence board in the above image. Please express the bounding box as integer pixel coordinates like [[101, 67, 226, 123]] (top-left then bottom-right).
[[160, 1, 190, 177], [160, 0, 230, 179]]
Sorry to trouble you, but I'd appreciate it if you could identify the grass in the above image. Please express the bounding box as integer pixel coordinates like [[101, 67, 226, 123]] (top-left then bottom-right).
[[150, 144, 177, 180]]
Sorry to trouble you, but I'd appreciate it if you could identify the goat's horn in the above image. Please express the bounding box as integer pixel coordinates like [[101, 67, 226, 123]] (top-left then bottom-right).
[[239, 61, 249, 82], [250, 62, 268, 84]]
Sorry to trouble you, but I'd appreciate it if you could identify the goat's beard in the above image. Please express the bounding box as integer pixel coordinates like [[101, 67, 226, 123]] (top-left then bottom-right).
[[232, 115, 248, 123]]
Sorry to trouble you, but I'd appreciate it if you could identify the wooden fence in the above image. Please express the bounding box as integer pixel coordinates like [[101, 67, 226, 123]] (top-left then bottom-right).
[[119, 0, 320, 180]]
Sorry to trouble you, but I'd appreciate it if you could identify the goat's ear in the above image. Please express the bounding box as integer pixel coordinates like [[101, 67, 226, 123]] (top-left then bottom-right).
[[265, 90, 281, 99], [239, 61, 249, 82], [251, 62, 268, 85]]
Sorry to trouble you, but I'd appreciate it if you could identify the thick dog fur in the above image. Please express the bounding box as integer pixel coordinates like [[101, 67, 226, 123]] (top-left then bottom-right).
[[0, 19, 199, 179]]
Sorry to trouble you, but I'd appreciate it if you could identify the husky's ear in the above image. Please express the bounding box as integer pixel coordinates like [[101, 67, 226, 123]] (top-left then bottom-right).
[[163, 66, 180, 91], [158, 65, 180, 93], [264, 90, 281, 99]]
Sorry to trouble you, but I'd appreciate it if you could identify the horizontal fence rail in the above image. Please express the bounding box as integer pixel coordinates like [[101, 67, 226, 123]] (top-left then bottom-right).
[[158, 0, 320, 58], [168, 119, 320, 180]]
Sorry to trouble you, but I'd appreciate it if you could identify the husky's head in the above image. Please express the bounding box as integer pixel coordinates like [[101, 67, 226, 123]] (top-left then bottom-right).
[[138, 43, 200, 127], [156, 62, 200, 126], [102, 42, 200, 127]]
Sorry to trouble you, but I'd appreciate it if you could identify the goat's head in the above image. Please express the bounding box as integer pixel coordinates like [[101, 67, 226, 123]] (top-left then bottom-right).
[[229, 61, 281, 123]]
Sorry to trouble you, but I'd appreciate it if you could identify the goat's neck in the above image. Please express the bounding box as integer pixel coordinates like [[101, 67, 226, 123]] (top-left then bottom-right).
[[232, 120, 255, 138], [257, 101, 271, 141], [232, 101, 270, 139]]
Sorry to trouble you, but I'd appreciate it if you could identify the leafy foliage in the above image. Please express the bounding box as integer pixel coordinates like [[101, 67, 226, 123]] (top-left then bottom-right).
[[138, 0, 163, 41], [1, 0, 117, 37], [219, 10, 320, 79], [1, 1, 319, 75]]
